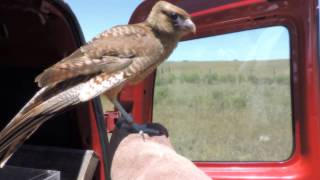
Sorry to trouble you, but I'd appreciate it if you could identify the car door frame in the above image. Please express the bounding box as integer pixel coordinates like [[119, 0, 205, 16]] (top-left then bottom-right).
[[124, 0, 320, 179]]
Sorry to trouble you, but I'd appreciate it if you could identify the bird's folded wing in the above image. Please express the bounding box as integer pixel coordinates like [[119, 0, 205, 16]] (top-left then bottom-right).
[[35, 53, 132, 87], [35, 24, 149, 88]]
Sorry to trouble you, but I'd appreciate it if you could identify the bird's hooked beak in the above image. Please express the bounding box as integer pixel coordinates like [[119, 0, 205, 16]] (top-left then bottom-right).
[[180, 18, 196, 34]]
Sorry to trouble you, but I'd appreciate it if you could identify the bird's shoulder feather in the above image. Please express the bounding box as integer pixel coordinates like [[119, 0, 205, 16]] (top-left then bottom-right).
[[34, 24, 155, 88]]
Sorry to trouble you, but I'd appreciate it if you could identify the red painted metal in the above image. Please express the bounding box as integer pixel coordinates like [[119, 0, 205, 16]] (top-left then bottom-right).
[[190, 0, 266, 18], [88, 101, 106, 180], [105, 111, 119, 133], [126, 0, 320, 179], [118, 73, 155, 124]]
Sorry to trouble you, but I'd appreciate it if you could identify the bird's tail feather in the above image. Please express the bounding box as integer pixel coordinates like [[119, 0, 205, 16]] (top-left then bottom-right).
[[0, 116, 47, 168], [0, 87, 79, 167], [0, 109, 52, 167]]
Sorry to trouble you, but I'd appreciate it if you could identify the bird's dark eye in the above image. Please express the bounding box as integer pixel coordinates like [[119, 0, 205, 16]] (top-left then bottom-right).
[[169, 12, 178, 20]]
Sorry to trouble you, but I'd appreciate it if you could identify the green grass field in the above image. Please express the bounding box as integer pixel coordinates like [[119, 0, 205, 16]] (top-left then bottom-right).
[[153, 60, 293, 161]]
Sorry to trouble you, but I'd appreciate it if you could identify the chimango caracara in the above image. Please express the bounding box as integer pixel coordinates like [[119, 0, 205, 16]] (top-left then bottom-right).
[[0, 1, 196, 167]]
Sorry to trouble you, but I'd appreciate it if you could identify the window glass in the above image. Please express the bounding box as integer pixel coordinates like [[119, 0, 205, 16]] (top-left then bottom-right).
[[153, 26, 293, 161]]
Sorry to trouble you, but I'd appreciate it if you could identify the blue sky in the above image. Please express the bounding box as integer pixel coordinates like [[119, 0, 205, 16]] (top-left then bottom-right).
[[172, 26, 289, 61], [66, 0, 141, 41], [65, 1, 289, 61]]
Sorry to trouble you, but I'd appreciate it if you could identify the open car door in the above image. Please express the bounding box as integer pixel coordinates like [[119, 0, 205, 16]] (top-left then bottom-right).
[[117, 0, 320, 179], [0, 0, 110, 179]]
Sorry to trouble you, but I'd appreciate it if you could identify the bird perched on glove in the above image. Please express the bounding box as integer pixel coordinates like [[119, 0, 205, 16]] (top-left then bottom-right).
[[0, 0, 196, 167]]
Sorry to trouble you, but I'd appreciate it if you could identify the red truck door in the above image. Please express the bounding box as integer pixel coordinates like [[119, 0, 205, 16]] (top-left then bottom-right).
[[122, 0, 320, 179]]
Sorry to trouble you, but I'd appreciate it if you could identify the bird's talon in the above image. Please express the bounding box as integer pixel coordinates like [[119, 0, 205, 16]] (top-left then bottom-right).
[[139, 130, 146, 141]]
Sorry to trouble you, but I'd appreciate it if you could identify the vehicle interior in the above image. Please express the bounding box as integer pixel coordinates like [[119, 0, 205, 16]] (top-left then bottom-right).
[[0, 0, 100, 179], [0, 0, 319, 180]]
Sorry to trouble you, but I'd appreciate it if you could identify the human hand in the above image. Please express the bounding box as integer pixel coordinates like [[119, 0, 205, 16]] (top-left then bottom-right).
[[109, 123, 211, 180]]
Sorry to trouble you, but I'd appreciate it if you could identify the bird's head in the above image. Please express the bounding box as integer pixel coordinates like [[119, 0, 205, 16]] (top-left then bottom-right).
[[146, 1, 196, 39]]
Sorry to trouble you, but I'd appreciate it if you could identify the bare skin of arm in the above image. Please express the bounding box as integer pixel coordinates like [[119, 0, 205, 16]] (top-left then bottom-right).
[[109, 124, 211, 180]]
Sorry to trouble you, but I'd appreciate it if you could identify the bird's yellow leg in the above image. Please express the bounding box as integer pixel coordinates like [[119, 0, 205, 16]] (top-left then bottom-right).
[[112, 99, 134, 124], [112, 99, 160, 135]]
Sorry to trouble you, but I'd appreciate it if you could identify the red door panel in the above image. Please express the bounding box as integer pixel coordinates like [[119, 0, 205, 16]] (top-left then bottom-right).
[[127, 0, 320, 179]]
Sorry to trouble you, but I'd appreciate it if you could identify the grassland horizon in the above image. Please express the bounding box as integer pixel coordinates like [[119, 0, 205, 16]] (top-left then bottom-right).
[[153, 59, 293, 161]]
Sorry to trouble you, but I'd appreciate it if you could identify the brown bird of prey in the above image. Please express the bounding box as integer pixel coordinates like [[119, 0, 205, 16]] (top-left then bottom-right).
[[0, 1, 196, 167]]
